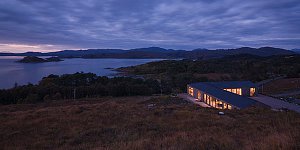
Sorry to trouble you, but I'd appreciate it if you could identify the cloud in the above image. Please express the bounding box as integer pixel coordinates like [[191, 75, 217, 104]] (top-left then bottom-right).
[[0, 0, 299, 52]]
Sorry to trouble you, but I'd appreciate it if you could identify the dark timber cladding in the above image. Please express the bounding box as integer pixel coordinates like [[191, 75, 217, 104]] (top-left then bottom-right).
[[188, 81, 257, 109]]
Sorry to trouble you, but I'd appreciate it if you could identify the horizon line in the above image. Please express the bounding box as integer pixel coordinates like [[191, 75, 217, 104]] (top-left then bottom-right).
[[0, 46, 297, 54]]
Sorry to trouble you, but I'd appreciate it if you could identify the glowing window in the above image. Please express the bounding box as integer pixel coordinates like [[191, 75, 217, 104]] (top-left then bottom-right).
[[232, 89, 237, 94], [223, 103, 227, 109], [216, 100, 223, 109], [224, 88, 242, 95], [208, 95, 211, 105], [212, 98, 216, 108], [197, 91, 201, 100], [188, 87, 194, 96], [250, 88, 256, 96], [236, 88, 242, 95], [204, 94, 208, 103]]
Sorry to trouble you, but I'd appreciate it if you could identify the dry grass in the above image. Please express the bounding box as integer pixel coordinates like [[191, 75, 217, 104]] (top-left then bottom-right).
[[263, 78, 300, 94], [0, 96, 300, 150]]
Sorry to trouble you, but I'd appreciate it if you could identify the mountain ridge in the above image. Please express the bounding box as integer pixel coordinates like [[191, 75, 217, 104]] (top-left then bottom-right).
[[0, 47, 296, 59], [292, 49, 300, 53]]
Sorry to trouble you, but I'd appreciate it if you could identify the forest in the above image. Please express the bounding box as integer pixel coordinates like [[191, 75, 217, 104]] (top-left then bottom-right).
[[0, 73, 161, 104]]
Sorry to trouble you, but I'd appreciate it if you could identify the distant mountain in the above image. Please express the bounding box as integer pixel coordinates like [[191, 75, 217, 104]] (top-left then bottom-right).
[[0, 51, 11, 53], [47, 49, 125, 57], [292, 49, 300, 53], [180, 47, 296, 59], [0, 47, 297, 59], [130, 47, 174, 53]]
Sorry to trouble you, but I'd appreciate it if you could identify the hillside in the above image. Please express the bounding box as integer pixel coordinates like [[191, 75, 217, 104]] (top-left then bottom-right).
[[117, 54, 300, 92], [0, 47, 296, 59], [0, 96, 299, 149]]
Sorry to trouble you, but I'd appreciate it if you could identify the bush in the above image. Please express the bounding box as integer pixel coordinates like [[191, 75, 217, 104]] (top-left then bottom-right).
[[24, 94, 40, 104]]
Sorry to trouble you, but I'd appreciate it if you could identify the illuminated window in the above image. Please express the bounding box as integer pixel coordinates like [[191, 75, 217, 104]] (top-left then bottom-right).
[[224, 88, 242, 95], [188, 87, 194, 96], [212, 98, 216, 108], [197, 91, 201, 100], [235, 88, 241, 95], [203, 94, 226, 109], [223, 103, 227, 109], [216, 99, 223, 109], [250, 88, 256, 96], [228, 105, 232, 110], [224, 89, 231, 92], [232, 89, 237, 94]]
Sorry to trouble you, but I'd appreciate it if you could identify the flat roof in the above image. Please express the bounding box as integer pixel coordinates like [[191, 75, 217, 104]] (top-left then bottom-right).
[[189, 81, 257, 108]]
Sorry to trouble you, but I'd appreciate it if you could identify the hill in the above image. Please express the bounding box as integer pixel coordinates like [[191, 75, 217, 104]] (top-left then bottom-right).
[[0, 47, 296, 59], [117, 54, 300, 92], [0, 96, 299, 149]]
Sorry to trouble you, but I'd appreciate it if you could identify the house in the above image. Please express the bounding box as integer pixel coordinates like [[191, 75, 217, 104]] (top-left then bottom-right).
[[187, 81, 258, 109]]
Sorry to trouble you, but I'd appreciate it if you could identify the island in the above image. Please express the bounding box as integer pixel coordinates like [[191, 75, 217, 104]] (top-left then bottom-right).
[[17, 56, 63, 63]]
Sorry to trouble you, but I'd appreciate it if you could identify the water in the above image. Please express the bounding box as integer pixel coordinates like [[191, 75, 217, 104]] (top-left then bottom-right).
[[0, 56, 162, 89]]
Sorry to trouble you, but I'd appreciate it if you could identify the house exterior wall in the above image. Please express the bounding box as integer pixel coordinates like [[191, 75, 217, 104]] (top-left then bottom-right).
[[250, 87, 257, 96], [189, 85, 258, 97], [224, 87, 257, 97], [187, 82, 258, 109], [187, 85, 239, 109], [200, 91, 238, 109], [195, 89, 203, 101], [187, 85, 195, 97], [243, 87, 257, 97], [187, 85, 203, 100], [242, 88, 250, 96]]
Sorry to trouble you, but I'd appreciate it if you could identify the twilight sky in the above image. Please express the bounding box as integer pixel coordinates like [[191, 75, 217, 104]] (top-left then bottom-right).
[[0, 0, 300, 52]]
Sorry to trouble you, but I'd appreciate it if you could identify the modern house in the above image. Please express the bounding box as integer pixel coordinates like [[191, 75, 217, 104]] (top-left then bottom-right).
[[187, 81, 258, 109]]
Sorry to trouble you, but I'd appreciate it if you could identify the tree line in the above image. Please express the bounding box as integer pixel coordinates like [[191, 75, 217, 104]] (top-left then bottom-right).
[[0, 73, 163, 104]]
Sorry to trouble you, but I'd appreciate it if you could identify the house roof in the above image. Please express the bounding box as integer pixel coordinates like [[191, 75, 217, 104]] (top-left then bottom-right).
[[189, 81, 257, 109]]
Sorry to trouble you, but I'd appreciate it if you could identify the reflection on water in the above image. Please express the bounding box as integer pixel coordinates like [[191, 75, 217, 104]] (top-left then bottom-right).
[[0, 56, 162, 89]]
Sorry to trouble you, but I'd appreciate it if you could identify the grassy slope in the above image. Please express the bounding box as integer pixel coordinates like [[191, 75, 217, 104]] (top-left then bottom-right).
[[0, 96, 300, 150], [263, 78, 300, 94]]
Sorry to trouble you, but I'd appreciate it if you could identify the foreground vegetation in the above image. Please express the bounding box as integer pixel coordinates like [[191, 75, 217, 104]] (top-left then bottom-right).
[[0, 96, 299, 149], [0, 73, 161, 105], [118, 54, 300, 92]]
